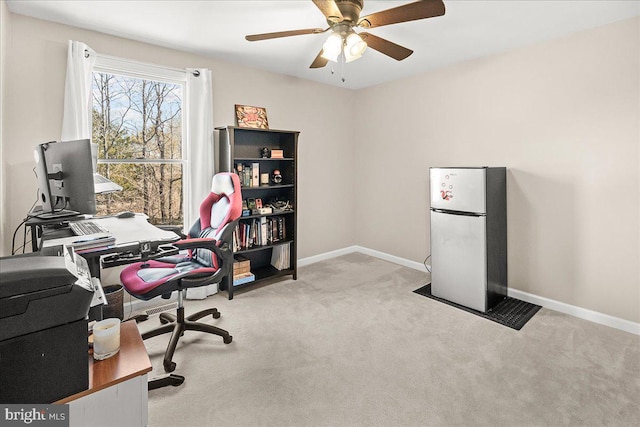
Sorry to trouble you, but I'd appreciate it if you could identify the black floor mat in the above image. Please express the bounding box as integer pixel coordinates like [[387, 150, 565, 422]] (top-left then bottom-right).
[[413, 284, 541, 330]]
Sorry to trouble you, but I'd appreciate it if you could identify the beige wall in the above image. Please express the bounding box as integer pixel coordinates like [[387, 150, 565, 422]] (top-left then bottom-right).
[[354, 17, 640, 323], [1, 13, 356, 258]]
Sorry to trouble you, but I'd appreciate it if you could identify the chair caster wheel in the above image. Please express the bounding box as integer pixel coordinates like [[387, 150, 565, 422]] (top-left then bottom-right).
[[160, 318, 169, 324], [212, 311, 221, 319], [133, 314, 149, 323], [224, 335, 232, 344], [164, 361, 177, 373]]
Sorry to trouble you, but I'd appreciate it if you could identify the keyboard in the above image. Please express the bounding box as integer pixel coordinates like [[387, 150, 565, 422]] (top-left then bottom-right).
[[69, 221, 110, 236]]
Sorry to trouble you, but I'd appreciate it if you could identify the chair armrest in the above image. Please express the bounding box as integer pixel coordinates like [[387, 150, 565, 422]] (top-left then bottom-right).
[[173, 238, 221, 251]]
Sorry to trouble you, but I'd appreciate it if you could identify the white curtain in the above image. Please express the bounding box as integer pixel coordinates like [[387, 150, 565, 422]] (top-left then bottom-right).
[[185, 68, 214, 229], [61, 40, 96, 141], [184, 68, 216, 300]]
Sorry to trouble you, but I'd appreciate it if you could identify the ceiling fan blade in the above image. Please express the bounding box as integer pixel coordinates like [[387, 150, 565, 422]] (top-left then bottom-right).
[[360, 32, 413, 61], [246, 28, 326, 42], [312, 0, 343, 23], [358, 0, 445, 29], [310, 50, 329, 68]]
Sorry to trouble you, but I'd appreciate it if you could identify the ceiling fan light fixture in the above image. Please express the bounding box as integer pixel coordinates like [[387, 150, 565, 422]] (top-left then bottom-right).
[[321, 32, 343, 62], [344, 50, 363, 63], [346, 32, 367, 57]]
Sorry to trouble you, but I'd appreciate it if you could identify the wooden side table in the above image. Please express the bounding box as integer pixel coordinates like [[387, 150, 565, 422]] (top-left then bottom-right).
[[57, 321, 152, 427]]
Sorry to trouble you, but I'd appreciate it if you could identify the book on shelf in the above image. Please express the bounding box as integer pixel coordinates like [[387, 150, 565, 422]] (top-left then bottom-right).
[[235, 163, 254, 187], [233, 272, 255, 287], [232, 216, 288, 251], [251, 163, 259, 187], [260, 217, 267, 247]]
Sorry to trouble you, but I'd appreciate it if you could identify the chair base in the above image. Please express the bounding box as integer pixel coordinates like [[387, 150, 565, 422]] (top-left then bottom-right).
[[141, 305, 232, 373], [148, 373, 185, 390]]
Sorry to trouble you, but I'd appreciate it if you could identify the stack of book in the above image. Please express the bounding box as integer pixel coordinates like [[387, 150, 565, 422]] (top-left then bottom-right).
[[232, 256, 255, 287], [71, 234, 116, 252], [236, 162, 260, 187], [233, 216, 286, 251]]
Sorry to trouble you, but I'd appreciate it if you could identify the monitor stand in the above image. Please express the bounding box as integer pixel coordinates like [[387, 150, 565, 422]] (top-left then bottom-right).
[[32, 207, 81, 220]]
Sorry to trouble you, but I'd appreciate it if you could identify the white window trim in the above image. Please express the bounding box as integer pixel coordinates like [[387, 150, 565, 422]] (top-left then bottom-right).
[[94, 54, 186, 83], [92, 55, 190, 225]]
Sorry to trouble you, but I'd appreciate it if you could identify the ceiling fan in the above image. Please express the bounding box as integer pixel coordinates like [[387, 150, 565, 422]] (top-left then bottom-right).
[[245, 0, 446, 68]]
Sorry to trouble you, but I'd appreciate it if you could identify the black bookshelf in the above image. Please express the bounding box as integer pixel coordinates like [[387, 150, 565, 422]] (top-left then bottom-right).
[[216, 126, 299, 299]]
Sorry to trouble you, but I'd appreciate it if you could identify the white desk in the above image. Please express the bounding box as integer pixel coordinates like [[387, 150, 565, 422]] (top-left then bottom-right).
[[42, 214, 179, 251], [41, 214, 179, 279]]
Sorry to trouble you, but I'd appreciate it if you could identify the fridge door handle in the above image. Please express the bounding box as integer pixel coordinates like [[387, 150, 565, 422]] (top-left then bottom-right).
[[431, 208, 485, 217]]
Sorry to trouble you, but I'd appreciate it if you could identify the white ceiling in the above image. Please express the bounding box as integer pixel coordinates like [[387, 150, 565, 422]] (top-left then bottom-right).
[[7, 0, 640, 90]]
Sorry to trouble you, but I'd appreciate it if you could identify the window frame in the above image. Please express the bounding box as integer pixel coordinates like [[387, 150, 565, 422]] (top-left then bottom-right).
[[91, 55, 190, 225]]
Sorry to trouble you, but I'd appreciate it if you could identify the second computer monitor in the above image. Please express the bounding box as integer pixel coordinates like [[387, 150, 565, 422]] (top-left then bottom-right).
[[33, 139, 97, 216]]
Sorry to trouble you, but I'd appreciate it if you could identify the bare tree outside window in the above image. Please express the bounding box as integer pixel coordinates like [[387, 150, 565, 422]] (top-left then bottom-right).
[[92, 72, 184, 227]]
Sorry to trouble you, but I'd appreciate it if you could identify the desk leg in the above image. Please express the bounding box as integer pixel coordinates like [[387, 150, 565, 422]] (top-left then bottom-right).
[[30, 225, 40, 252]]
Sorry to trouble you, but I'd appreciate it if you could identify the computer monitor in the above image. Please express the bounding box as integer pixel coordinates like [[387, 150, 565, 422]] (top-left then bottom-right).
[[33, 139, 97, 217]]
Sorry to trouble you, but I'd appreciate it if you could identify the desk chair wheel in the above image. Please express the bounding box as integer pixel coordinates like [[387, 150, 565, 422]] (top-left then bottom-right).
[[133, 314, 149, 323], [224, 335, 233, 344], [164, 361, 177, 372], [212, 311, 221, 319]]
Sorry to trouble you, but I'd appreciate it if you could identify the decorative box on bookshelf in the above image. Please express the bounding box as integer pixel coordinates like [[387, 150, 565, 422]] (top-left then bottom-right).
[[233, 256, 251, 276], [270, 149, 284, 159], [216, 126, 299, 299]]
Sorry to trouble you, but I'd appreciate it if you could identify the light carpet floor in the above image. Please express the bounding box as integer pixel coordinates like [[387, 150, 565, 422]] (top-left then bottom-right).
[[137, 253, 640, 426]]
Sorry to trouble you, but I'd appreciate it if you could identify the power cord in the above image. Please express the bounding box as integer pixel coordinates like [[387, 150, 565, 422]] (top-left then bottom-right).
[[423, 254, 431, 273], [12, 194, 72, 254], [12, 199, 38, 254], [11, 217, 28, 255]]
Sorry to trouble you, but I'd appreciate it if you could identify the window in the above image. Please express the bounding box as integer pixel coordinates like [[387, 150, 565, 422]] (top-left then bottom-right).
[[91, 58, 186, 227]]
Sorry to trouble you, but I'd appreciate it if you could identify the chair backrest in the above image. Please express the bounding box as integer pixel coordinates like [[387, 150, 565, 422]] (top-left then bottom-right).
[[203, 173, 242, 234], [189, 173, 242, 238], [191, 173, 242, 268]]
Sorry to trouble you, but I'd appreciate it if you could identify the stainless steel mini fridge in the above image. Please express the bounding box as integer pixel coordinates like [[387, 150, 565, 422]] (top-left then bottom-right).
[[429, 167, 507, 312]]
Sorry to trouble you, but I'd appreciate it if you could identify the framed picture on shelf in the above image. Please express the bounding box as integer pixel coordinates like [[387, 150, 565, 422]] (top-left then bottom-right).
[[235, 105, 269, 129]]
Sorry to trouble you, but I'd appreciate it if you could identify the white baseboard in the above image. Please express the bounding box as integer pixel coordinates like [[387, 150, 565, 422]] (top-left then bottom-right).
[[507, 288, 640, 336], [299, 246, 639, 336], [298, 246, 360, 267], [298, 246, 429, 272]]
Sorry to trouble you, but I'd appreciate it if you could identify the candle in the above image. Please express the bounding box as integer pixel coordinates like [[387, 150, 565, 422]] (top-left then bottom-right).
[[93, 318, 121, 360]]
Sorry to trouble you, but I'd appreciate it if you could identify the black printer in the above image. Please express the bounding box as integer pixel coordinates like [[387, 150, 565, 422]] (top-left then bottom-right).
[[0, 246, 94, 403]]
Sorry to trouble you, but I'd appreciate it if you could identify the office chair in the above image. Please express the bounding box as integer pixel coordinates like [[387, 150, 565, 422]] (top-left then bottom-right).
[[120, 172, 242, 374]]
